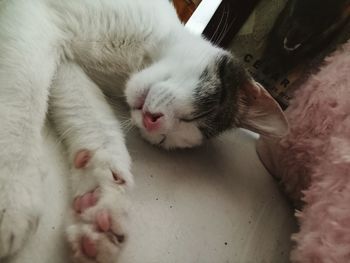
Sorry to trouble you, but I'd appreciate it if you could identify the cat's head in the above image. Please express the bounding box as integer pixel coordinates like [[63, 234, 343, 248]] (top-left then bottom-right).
[[281, 0, 350, 53], [125, 48, 288, 149]]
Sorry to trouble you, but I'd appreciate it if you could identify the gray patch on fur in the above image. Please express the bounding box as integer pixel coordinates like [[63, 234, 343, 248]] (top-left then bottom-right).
[[193, 54, 250, 138]]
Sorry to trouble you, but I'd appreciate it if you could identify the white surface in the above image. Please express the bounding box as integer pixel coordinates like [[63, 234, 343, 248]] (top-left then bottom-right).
[[6, 125, 296, 263], [185, 0, 222, 35]]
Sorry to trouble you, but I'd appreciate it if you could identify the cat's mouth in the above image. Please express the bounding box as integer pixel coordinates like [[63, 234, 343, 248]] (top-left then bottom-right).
[[283, 37, 302, 52], [158, 135, 167, 145], [283, 27, 311, 52]]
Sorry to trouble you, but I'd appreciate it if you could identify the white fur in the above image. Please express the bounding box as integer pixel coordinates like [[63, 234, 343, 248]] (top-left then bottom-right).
[[50, 65, 133, 261], [125, 34, 226, 148], [0, 0, 225, 261]]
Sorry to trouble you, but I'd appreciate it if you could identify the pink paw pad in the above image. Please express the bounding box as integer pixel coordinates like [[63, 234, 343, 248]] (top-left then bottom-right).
[[96, 210, 111, 232], [74, 149, 91, 169], [81, 236, 97, 259], [74, 189, 99, 214], [79, 210, 125, 258]]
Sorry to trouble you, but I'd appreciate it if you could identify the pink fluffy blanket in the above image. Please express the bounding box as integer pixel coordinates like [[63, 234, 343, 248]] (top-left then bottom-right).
[[257, 40, 350, 262]]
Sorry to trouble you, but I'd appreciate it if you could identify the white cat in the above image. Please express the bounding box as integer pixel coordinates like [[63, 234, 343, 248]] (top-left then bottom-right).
[[0, 0, 287, 262]]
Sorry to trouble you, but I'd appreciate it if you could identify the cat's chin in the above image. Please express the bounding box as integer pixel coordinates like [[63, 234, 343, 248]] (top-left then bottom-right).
[[139, 130, 166, 147], [138, 128, 203, 150]]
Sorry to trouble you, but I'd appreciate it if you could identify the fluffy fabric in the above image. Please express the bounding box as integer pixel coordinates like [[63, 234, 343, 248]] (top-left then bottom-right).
[[257, 39, 350, 262]]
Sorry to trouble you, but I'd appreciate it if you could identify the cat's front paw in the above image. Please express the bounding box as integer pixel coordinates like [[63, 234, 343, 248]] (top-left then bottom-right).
[[0, 167, 43, 258], [67, 188, 128, 263], [67, 149, 133, 263]]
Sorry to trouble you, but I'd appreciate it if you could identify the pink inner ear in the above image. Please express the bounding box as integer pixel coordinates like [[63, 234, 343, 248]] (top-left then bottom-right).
[[238, 81, 289, 138]]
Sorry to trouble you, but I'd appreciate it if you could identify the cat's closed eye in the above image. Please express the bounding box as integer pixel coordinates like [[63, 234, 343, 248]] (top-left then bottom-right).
[[180, 108, 216, 123]]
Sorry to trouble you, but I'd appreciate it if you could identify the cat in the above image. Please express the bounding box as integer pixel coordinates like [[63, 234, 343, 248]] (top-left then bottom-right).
[[261, 0, 350, 73], [0, 0, 287, 262]]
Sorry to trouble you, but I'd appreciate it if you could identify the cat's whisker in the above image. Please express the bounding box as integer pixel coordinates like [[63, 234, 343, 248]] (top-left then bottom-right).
[[218, 12, 235, 45], [216, 4, 228, 43], [120, 117, 132, 123], [120, 121, 129, 127], [122, 123, 133, 131], [216, 4, 230, 45], [210, 4, 226, 43], [125, 120, 134, 129], [120, 119, 129, 125], [120, 119, 135, 133], [120, 118, 131, 123], [123, 123, 135, 135], [123, 124, 132, 129]]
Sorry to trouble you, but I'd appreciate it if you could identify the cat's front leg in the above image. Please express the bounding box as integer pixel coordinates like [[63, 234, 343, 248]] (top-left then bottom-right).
[[0, 1, 60, 258], [50, 62, 133, 263]]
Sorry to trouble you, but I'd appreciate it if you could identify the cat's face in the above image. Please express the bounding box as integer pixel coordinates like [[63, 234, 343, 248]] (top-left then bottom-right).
[[282, 0, 350, 52], [126, 51, 288, 149]]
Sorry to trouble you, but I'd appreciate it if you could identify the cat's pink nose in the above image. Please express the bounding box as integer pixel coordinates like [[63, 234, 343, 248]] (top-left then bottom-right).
[[142, 111, 164, 132]]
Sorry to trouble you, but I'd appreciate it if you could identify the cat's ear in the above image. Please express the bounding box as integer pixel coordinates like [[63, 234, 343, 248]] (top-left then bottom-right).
[[237, 80, 289, 137]]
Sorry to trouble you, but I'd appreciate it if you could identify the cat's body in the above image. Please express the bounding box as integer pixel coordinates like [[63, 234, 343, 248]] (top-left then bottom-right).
[[0, 1, 287, 262], [24, 0, 177, 91]]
